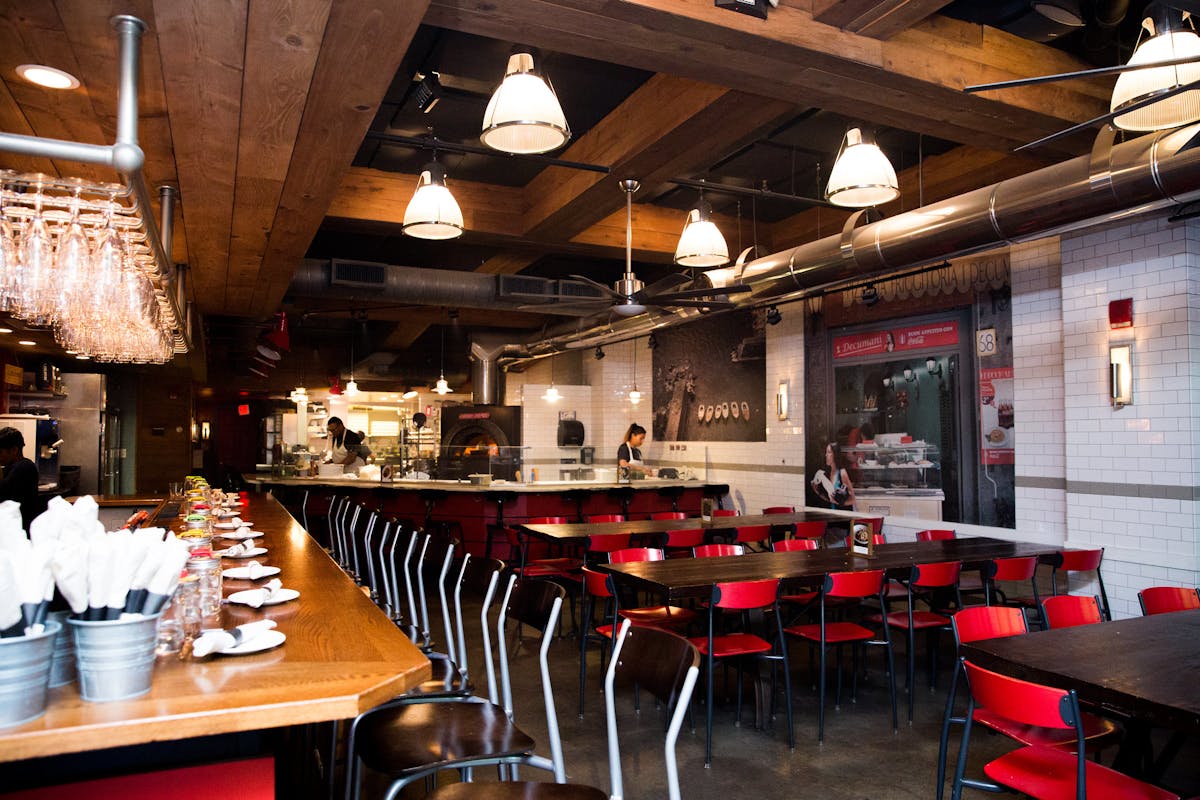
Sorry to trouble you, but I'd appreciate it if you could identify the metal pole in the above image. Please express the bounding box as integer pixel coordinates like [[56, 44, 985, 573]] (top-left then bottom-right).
[[0, 134, 116, 166]]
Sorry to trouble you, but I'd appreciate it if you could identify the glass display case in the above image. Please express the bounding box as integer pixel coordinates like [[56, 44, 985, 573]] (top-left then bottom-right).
[[842, 439, 945, 520]]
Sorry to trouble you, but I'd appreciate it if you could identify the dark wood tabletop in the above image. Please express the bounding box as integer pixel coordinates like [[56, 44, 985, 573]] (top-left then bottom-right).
[[961, 609, 1200, 734], [598, 536, 1059, 600], [518, 510, 854, 543], [0, 493, 431, 762]]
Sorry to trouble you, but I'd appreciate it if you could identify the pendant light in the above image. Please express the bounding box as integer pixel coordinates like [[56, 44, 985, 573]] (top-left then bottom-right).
[[825, 126, 900, 208], [542, 351, 561, 402], [1110, 9, 1200, 131], [345, 325, 360, 396], [628, 339, 642, 406], [434, 327, 452, 394], [290, 386, 308, 405], [402, 160, 464, 240], [674, 193, 729, 267], [481, 51, 571, 154]]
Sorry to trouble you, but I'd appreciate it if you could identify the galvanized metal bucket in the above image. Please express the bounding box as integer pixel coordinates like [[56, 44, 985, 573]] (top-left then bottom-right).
[[0, 620, 61, 727], [47, 610, 76, 688], [68, 613, 161, 702]]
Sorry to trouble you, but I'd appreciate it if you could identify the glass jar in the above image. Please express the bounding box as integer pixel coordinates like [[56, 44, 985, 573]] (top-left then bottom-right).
[[186, 555, 222, 619], [157, 573, 200, 656]]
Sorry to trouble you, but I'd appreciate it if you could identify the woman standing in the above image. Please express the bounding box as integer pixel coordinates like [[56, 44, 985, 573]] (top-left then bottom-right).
[[617, 423, 655, 477], [811, 441, 854, 510]]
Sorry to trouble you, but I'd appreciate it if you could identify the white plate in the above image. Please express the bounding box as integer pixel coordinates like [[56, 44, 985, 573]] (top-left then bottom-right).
[[220, 546, 267, 559], [222, 565, 281, 580], [984, 427, 1011, 448], [214, 521, 252, 529], [227, 588, 299, 606], [218, 629, 286, 655], [218, 530, 258, 540]]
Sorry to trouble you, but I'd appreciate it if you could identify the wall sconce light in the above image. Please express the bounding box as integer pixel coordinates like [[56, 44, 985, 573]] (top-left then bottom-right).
[[200, 421, 211, 442], [594, 346, 605, 360], [1110, 343, 1133, 408], [766, 305, 782, 326], [776, 380, 789, 420], [926, 357, 942, 377], [191, 421, 199, 443], [902, 367, 914, 383]]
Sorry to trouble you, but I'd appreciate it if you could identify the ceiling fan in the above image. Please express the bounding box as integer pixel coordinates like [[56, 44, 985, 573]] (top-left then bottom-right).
[[967, 2, 1200, 151], [527, 178, 751, 317]]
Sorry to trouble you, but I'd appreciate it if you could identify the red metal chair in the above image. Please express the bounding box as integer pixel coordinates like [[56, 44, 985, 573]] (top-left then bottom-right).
[[916, 529, 956, 541], [936, 607, 1119, 800], [651, 511, 688, 520], [1041, 594, 1102, 629], [660, 527, 705, 558], [711, 508, 739, 517], [585, 532, 633, 562], [773, 538, 819, 553], [1138, 586, 1200, 616], [688, 579, 792, 766], [733, 523, 773, 551], [783, 569, 898, 743], [982, 555, 1043, 627], [859, 516, 884, 536], [952, 659, 1178, 800], [792, 520, 827, 541], [763, 505, 794, 514], [694, 543, 744, 558], [877, 560, 962, 722], [1050, 548, 1110, 621]]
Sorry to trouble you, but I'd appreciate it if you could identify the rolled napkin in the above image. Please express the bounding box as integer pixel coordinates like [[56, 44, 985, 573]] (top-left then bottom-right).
[[220, 539, 259, 558], [0, 500, 25, 551], [229, 517, 243, 527], [234, 525, 254, 537], [239, 560, 272, 580], [50, 538, 89, 615], [0, 552, 24, 637], [104, 529, 138, 619], [241, 578, 283, 609], [192, 619, 278, 658], [140, 537, 192, 615]]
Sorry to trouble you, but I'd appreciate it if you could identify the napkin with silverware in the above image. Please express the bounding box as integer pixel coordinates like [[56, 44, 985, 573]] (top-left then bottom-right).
[[219, 539, 259, 558], [192, 619, 278, 657], [236, 560, 273, 580], [240, 578, 284, 608]]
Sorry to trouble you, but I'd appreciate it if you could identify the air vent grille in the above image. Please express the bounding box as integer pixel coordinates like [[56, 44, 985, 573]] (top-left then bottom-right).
[[331, 259, 388, 287], [498, 274, 553, 299]]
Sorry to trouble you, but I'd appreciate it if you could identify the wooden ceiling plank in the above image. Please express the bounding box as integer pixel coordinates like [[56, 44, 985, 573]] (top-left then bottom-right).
[[0, 78, 56, 174], [476, 252, 539, 276], [814, 0, 955, 40], [426, 0, 1105, 153], [153, 0, 247, 307], [225, 0, 333, 306], [248, 0, 431, 317], [0, 2, 115, 182]]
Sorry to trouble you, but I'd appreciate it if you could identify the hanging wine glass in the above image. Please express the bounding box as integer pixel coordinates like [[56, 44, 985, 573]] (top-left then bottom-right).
[[0, 186, 18, 312], [17, 182, 53, 324], [53, 189, 91, 326]]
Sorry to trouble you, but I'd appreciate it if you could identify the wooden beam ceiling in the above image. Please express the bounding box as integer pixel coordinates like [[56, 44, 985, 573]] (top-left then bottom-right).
[[809, 0, 955, 39]]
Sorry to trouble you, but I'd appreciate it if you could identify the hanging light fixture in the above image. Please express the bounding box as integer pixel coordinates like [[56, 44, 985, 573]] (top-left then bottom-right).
[[542, 351, 561, 402], [434, 327, 452, 394], [674, 193, 729, 267], [402, 160, 463, 240], [825, 126, 900, 208], [628, 339, 642, 406], [290, 386, 308, 405], [344, 326, 360, 396], [1110, 9, 1200, 131], [481, 51, 570, 154]]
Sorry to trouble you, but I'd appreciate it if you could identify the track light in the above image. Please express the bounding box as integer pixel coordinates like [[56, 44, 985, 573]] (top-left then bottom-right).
[[647, 333, 658, 350], [765, 305, 782, 326], [412, 72, 443, 114], [861, 285, 880, 306], [594, 346, 605, 360]]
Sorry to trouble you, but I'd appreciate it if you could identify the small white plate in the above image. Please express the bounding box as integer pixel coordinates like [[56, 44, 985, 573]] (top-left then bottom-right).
[[218, 530, 258, 540], [220, 546, 267, 559], [227, 588, 299, 606], [214, 521, 252, 529], [222, 565, 281, 580], [219, 630, 286, 655]]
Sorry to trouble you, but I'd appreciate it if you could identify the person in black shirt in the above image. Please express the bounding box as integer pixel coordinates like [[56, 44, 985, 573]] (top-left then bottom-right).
[[0, 427, 40, 531], [616, 422, 655, 477]]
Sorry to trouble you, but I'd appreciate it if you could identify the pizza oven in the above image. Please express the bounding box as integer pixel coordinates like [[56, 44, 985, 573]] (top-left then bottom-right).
[[438, 405, 522, 480]]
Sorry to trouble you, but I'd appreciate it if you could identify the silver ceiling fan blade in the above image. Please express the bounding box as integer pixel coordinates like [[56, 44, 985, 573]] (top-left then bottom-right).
[[965, 54, 1200, 94], [515, 300, 609, 312], [638, 272, 691, 297], [568, 273, 622, 299], [1015, 75, 1200, 152], [650, 298, 736, 309], [652, 284, 753, 302]]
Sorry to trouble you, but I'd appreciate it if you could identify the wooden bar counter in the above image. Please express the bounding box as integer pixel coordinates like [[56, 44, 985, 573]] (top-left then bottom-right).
[[0, 493, 430, 763]]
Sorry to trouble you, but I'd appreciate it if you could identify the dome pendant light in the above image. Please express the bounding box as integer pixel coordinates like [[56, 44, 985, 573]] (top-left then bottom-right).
[[674, 194, 729, 267], [402, 160, 464, 240], [825, 126, 900, 208], [481, 51, 571, 154], [542, 351, 562, 402], [1111, 9, 1200, 131]]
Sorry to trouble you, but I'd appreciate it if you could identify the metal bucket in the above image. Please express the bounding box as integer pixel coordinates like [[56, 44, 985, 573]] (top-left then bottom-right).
[[47, 610, 76, 688], [0, 620, 61, 727], [68, 613, 161, 702]]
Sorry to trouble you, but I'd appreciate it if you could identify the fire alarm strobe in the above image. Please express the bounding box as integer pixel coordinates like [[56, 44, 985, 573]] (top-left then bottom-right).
[[714, 0, 776, 20]]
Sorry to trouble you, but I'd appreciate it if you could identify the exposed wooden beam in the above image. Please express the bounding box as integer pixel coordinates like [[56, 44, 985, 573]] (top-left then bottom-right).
[[810, 0, 954, 39], [476, 252, 540, 276], [248, 0, 430, 317], [425, 0, 1109, 155]]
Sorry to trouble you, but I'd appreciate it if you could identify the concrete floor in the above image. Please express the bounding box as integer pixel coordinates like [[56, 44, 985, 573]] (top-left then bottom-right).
[[362, 597, 1200, 800]]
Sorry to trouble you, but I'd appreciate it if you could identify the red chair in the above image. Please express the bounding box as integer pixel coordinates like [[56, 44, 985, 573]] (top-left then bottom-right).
[[783, 570, 898, 743], [1051, 548, 1110, 621], [651, 511, 688, 520], [792, 520, 827, 541], [688, 579, 792, 765], [660, 527, 705, 558], [0, 758, 274, 800], [733, 524, 772, 551], [916, 530, 985, 597], [877, 561, 962, 723], [585, 533, 633, 562], [588, 514, 626, 523], [1041, 594, 1102, 629], [711, 508, 739, 517], [507, 517, 582, 572], [843, 531, 886, 548], [916, 529, 955, 541], [952, 659, 1178, 800], [773, 538, 818, 553], [1138, 586, 1200, 616], [763, 505, 794, 514], [694, 543, 744, 558], [936, 607, 1119, 800], [983, 556, 1042, 626]]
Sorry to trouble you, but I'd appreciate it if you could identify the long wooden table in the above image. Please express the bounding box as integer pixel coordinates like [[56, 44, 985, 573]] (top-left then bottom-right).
[[518, 510, 853, 545], [0, 493, 430, 763], [961, 609, 1200, 735], [598, 536, 1059, 600]]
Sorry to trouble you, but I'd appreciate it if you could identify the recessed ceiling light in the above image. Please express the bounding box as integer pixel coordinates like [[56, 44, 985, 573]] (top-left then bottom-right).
[[75, 354, 90, 360], [16, 64, 80, 90], [0, 327, 12, 334], [18, 340, 36, 346]]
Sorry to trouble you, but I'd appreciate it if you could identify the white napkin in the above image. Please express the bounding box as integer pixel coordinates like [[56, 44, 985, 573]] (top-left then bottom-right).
[[0, 501, 25, 550], [29, 496, 69, 546], [229, 517, 243, 527], [220, 539, 258, 557], [0, 552, 23, 635], [234, 525, 254, 537], [192, 619, 278, 657], [241, 578, 283, 608], [50, 538, 89, 614], [238, 560, 272, 580]]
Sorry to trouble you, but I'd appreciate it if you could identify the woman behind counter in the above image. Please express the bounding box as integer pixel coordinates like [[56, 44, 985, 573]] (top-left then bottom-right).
[[326, 416, 368, 472], [617, 423, 655, 477], [811, 441, 854, 510]]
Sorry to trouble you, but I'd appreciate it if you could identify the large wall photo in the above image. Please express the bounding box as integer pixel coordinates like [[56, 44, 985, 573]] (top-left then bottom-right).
[[651, 309, 766, 442]]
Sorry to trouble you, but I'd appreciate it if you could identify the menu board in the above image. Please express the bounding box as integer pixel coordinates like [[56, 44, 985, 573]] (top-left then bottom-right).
[[979, 367, 1014, 465]]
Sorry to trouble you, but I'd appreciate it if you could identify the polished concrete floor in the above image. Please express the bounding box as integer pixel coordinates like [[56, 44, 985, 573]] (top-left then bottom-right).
[[362, 596, 1200, 800]]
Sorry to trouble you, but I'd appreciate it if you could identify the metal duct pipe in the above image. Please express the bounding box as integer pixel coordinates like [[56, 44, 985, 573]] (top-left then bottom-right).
[[523, 123, 1200, 354], [469, 333, 523, 404]]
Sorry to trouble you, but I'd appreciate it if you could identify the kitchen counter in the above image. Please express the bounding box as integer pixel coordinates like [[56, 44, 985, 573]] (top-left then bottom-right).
[[248, 474, 717, 493]]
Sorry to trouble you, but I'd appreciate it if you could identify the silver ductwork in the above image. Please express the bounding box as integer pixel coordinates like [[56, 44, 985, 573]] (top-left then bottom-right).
[[519, 123, 1200, 354]]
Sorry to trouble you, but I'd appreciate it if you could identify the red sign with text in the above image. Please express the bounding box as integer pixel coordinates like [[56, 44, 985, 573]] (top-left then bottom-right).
[[833, 321, 960, 359], [979, 366, 1014, 465]]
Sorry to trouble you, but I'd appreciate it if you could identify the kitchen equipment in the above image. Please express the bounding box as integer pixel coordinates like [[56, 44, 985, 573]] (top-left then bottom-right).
[[468, 473, 493, 486]]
